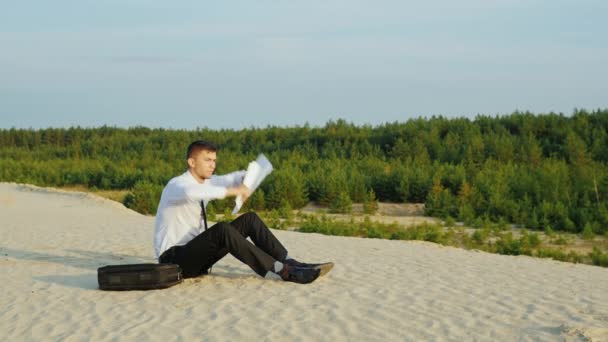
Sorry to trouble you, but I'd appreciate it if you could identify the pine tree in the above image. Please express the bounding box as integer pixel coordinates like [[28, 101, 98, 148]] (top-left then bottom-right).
[[363, 189, 379, 215], [330, 191, 352, 214]]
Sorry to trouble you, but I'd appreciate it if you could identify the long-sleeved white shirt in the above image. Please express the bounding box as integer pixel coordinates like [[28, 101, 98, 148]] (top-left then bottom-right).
[[154, 169, 245, 259]]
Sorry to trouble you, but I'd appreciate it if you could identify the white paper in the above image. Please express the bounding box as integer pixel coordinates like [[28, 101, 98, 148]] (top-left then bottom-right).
[[232, 154, 273, 214]]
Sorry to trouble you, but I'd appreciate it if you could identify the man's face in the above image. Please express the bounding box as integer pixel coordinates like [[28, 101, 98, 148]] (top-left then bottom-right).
[[188, 149, 217, 182]]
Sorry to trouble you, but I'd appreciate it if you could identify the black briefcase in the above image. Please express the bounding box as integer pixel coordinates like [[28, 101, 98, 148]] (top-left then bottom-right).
[[97, 263, 183, 291]]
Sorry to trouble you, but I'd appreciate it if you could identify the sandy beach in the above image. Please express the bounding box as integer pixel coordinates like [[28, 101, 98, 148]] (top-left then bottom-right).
[[1, 182, 607, 341]]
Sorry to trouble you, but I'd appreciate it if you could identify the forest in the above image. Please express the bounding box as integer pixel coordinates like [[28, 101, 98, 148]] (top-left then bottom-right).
[[1, 109, 608, 238]]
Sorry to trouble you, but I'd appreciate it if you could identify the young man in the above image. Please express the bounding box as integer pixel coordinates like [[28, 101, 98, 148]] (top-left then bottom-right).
[[154, 140, 327, 284]]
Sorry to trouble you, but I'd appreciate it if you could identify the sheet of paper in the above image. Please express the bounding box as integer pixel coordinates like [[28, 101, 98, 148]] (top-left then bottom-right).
[[232, 154, 273, 214]]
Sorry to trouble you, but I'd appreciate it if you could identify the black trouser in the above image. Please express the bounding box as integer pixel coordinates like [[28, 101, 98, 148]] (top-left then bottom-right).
[[159, 212, 288, 278]]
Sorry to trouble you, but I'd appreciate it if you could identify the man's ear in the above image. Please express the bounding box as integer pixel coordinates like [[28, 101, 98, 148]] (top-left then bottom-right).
[[187, 157, 195, 168]]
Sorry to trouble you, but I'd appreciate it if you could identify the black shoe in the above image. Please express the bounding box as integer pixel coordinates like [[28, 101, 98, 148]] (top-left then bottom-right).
[[280, 264, 321, 284], [284, 259, 334, 277]]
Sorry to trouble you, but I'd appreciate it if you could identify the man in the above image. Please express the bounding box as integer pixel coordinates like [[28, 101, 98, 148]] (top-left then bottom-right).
[[154, 140, 329, 284]]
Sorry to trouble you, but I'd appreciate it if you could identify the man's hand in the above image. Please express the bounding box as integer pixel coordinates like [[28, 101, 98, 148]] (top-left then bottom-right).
[[237, 184, 251, 202], [227, 184, 251, 202]]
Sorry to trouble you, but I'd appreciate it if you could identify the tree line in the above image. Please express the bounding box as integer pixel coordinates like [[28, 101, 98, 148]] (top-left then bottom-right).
[[1, 109, 607, 235]]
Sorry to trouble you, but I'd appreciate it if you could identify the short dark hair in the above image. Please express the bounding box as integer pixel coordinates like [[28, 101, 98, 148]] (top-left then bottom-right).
[[186, 140, 217, 159]]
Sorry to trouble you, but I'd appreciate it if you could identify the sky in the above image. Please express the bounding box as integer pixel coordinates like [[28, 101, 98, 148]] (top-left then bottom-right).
[[1, 0, 607, 129]]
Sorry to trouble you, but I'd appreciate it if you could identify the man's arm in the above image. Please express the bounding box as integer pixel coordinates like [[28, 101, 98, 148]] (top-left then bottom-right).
[[163, 178, 250, 204], [163, 179, 228, 204], [209, 170, 246, 188], [226, 184, 251, 202]]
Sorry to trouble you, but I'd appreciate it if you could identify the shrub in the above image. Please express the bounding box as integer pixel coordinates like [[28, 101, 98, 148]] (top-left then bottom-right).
[[582, 223, 595, 240], [243, 189, 266, 211], [495, 234, 521, 255], [494, 232, 532, 256], [472, 229, 489, 245], [590, 247, 608, 267], [362, 189, 379, 215], [443, 216, 456, 228], [536, 248, 569, 262], [568, 251, 583, 264], [402, 223, 446, 244], [299, 216, 360, 237], [458, 204, 476, 226], [471, 217, 484, 229], [329, 191, 352, 214], [261, 209, 282, 229], [526, 232, 541, 248], [419, 224, 445, 244], [552, 234, 569, 245], [123, 181, 163, 215], [298, 216, 446, 244], [206, 202, 217, 221], [264, 169, 308, 209], [496, 218, 509, 231], [277, 200, 294, 222], [222, 207, 235, 221]]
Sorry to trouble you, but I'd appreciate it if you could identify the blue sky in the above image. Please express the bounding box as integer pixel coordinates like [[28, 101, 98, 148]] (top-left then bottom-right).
[[1, 0, 606, 129]]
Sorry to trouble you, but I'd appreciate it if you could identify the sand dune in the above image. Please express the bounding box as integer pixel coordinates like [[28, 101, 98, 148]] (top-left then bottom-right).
[[1, 183, 607, 341]]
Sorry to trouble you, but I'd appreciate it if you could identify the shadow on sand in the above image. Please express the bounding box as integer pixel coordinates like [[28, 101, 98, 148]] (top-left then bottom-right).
[[1, 245, 264, 289], [1, 246, 148, 290]]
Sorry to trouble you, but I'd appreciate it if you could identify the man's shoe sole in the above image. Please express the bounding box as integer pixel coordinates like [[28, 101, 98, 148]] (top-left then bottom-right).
[[314, 262, 334, 277]]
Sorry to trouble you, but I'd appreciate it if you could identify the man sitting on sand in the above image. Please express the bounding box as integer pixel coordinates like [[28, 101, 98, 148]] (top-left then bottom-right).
[[154, 140, 329, 284]]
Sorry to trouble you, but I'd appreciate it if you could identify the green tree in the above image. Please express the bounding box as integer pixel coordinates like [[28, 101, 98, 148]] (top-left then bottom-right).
[[264, 168, 308, 209], [363, 189, 379, 215], [330, 191, 352, 214]]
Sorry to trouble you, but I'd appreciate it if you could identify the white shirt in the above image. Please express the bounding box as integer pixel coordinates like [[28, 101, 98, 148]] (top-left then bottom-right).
[[154, 169, 245, 259]]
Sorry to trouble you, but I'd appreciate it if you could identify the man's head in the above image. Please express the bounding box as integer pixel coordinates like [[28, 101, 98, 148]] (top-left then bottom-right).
[[186, 140, 218, 182]]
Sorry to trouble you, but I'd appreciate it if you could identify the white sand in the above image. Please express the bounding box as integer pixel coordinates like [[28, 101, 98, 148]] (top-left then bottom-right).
[[1, 183, 607, 341]]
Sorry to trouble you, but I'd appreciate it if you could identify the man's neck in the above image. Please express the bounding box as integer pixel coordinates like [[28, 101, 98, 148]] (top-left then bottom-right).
[[187, 169, 208, 184]]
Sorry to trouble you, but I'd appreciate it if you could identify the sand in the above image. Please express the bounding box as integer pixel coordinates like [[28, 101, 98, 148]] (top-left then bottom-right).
[[1, 183, 607, 341]]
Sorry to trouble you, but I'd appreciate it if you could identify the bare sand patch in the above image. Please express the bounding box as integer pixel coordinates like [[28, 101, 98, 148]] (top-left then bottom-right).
[[1, 183, 607, 341]]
